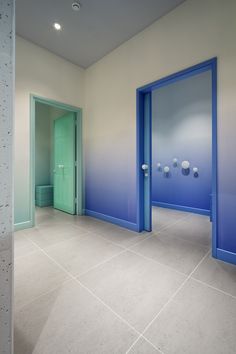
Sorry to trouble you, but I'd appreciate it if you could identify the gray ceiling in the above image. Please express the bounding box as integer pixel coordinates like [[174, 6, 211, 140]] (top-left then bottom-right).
[[16, 0, 185, 68]]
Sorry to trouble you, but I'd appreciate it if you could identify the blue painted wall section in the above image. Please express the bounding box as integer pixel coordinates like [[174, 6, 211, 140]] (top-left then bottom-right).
[[152, 71, 212, 213]]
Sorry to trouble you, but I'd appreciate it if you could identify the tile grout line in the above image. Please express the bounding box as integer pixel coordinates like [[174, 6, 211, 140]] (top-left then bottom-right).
[[128, 248, 187, 278], [15, 277, 73, 313], [19, 210, 219, 354], [20, 237, 127, 307], [22, 228, 91, 249], [72, 208, 190, 252], [23, 208, 191, 254], [76, 248, 127, 278], [14, 249, 39, 261], [19, 212, 226, 354], [190, 276, 236, 300], [25, 236, 143, 340], [138, 335, 165, 354], [125, 249, 211, 354]]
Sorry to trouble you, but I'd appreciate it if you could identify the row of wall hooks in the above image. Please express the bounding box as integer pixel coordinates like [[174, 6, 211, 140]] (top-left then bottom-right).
[[156, 158, 199, 177]]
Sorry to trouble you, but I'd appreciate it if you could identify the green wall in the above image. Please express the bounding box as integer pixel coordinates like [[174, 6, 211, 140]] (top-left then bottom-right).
[[35, 102, 51, 186], [35, 102, 67, 188]]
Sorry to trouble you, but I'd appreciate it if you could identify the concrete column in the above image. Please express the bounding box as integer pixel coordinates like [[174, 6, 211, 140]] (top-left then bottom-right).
[[0, 0, 14, 353]]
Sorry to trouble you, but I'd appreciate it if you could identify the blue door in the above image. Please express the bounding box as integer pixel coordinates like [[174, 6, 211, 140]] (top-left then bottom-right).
[[143, 92, 152, 231]]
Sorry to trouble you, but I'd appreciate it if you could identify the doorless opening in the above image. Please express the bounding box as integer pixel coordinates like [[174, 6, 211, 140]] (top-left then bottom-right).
[[136, 58, 217, 258], [30, 95, 83, 227]]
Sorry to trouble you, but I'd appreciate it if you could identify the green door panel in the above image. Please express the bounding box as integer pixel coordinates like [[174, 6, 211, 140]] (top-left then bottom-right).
[[54, 113, 75, 214]]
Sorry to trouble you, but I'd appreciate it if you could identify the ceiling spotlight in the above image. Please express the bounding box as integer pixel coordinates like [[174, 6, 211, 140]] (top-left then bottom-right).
[[53, 22, 62, 31], [72, 2, 81, 11]]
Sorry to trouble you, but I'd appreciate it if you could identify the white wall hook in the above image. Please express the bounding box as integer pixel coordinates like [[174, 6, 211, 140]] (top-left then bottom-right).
[[163, 166, 170, 173], [181, 160, 190, 169]]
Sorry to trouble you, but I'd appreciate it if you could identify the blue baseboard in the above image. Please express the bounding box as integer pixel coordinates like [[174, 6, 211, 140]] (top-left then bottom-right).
[[152, 201, 210, 216], [85, 209, 139, 232], [216, 248, 236, 266]]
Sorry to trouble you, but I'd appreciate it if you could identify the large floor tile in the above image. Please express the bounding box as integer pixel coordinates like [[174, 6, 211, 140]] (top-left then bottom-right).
[[14, 280, 137, 354], [35, 207, 51, 216], [153, 206, 188, 217], [24, 223, 88, 248], [192, 254, 236, 297], [14, 251, 69, 310], [14, 231, 38, 259], [35, 213, 63, 226], [96, 224, 151, 248], [152, 207, 188, 231], [79, 250, 186, 331], [131, 232, 209, 275], [72, 215, 112, 233], [163, 215, 211, 247], [128, 337, 161, 353], [144, 279, 236, 354], [44, 232, 123, 276]]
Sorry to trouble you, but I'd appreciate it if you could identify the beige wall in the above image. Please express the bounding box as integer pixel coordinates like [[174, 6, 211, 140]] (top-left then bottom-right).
[[15, 36, 85, 227]]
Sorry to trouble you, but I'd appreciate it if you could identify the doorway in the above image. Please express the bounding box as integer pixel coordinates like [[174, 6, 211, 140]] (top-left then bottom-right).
[[31, 95, 83, 226], [136, 58, 217, 258]]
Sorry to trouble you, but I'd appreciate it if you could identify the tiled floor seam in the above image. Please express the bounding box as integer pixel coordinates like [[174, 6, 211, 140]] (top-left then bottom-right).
[[76, 248, 127, 278], [22, 228, 91, 249], [15, 209, 215, 354], [139, 335, 165, 354], [127, 248, 187, 278], [15, 277, 73, 313], [91, 214, 192, 251], [156, 230, 211, 249], [125, 249, 211, 354], [75, 228, 128, 250], [153, 212, 190, 230], [190, 276, 236, 300], [25, 236, 144, 341]]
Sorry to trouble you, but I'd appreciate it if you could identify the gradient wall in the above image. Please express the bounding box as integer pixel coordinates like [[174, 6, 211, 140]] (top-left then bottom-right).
[[152, 71, 212, 213], [15, 0, 236, 261], [85, 0, 236, 257]]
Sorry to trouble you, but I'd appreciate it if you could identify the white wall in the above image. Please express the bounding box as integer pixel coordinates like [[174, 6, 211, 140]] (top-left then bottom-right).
[[84, 0, 236, 253], [15, 36, 85, 227]]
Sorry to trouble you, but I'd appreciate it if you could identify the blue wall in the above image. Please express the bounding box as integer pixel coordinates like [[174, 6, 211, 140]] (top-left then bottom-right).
[[152, 71, 212, 212]]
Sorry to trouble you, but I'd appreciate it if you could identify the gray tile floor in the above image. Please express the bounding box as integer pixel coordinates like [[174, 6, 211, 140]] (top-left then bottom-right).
[[14, 207, 236, 354]]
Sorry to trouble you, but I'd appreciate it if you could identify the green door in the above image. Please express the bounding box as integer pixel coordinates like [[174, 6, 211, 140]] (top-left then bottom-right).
[[54, 113, 76, 214]]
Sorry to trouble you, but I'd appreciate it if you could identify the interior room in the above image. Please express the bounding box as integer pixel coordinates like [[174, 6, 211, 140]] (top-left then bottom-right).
[[1, 0, 236, 353], [151, 70, 212, 240]]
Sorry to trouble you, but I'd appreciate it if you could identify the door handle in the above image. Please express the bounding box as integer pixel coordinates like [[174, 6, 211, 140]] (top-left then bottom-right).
[[141, 164, 148, 171], [142, 164, 149, 177]]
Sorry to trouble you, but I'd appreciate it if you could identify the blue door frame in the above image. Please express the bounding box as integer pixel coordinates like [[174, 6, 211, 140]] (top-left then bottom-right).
[[136, 58, 218, 258]]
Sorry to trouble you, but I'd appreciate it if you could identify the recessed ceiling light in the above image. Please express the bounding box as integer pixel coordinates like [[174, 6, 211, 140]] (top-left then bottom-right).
[[72, 2, 81, 11], [53, 22, 62, 31]]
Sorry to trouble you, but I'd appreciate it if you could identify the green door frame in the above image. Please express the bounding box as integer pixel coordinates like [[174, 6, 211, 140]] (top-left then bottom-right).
[[30, 94, 83, 227]]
